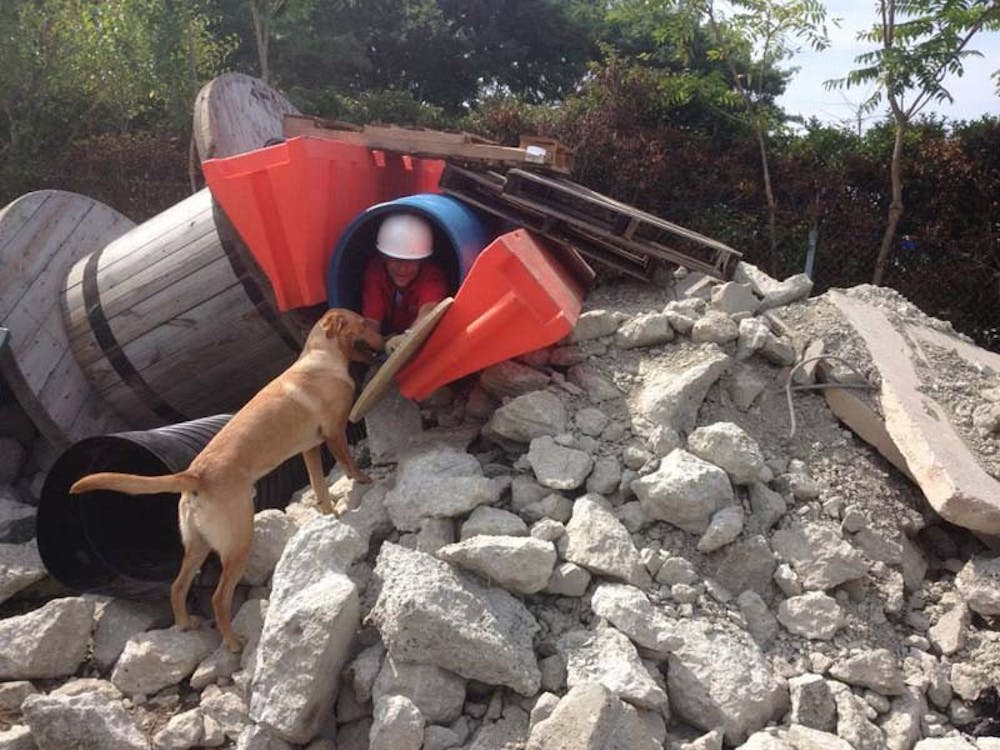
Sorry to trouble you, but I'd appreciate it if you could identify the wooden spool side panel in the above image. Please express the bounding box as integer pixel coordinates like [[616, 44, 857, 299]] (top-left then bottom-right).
[[193, 72, 299, 162], [0, 190, 134, 446]]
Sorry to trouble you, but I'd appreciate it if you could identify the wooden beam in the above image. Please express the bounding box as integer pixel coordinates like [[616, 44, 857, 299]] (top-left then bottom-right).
[[282, 115, 572, 174]]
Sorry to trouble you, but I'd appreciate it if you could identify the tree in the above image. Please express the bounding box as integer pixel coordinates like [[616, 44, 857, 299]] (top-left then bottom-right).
[[826, 0, 1000, 285], [612, 0, 832, 270]]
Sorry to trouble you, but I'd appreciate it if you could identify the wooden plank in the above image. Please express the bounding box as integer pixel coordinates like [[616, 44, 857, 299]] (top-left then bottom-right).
[[194, 73, 300, 161], [284, 115, 572, 174]]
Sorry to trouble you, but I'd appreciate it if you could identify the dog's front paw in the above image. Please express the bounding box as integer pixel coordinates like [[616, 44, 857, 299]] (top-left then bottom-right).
[[317, 498, 336, 515]]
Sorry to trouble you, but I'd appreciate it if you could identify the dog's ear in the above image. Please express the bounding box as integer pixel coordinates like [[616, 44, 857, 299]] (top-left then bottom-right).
[[321, 311, 345, 339]]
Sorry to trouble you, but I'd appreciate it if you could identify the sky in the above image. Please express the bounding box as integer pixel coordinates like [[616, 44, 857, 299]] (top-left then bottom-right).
[[776, 0, 1000, 130]]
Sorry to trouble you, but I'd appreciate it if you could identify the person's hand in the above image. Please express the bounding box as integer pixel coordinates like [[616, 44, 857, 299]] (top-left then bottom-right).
[[385, 333, 407, 355]]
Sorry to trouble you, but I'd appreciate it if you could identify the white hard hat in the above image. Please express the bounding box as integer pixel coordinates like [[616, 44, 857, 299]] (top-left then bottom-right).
[[376, 213, 434, 260]]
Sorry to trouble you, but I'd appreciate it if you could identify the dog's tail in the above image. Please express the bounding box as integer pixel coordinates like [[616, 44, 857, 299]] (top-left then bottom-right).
[[69, 471, 200, 496]]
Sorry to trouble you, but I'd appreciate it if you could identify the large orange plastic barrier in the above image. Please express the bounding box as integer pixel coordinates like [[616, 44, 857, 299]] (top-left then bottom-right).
[[397, 229, 584, 401], [202, 137, 444, 310]]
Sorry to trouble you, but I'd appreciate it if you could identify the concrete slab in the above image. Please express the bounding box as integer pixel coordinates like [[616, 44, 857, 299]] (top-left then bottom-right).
[[828, 291, 1000, 534]]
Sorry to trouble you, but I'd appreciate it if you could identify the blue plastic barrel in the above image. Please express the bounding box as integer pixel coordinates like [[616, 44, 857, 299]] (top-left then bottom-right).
[[326, 193, 492, 312]]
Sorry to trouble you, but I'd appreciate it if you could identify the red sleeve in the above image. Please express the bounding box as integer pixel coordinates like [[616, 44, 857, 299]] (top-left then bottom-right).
[[361, 259, 385, 322], [414, 264, 448, 308]]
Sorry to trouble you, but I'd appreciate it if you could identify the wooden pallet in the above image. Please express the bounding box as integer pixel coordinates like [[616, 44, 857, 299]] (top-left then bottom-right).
[[440, 164, 741, 281], [438, 166, 649, 282], [502, 169, 742, 279]]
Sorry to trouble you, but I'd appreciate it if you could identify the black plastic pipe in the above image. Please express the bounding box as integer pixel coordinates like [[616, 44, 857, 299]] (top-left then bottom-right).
[[37, 415, 329, 598]]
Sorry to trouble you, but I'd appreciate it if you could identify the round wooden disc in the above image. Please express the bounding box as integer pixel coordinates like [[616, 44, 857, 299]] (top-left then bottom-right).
[[193, 72, 300, 162], [0, 190, 135, 447]]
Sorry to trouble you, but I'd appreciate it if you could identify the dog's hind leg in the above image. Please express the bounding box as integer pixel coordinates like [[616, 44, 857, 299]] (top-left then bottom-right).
[[303, 445, 334, 514], [213, 541, 251, 653], [171, 496, 212, 632]]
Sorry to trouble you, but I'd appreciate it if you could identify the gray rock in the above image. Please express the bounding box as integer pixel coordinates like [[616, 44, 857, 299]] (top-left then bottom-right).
[[384, 445, 502, 531], [785, 725, 853, 750], [575, 407, 610, 437], [757, 274, 813, 311], [527, 436, 594, 490], [0, 724, 36, 750], [630, 344, 730, 432], [692, 311, 740, 345], [749, 483, 787, 530], [437, 535, 557, 594], [736, 591, 779, 646], [736, 318, 772, 360], [422, 725, 462, 750], [0, 541, 47, 605], [615, 313, 674, 349], [373, 656, 465, 724], [687, 422, 766, 485], [414, 517, 456, 554], [586, 456, 622, 495], [569, 310, 626, 342], [153, 707, 208, 750], [93, 598, 172, 674], [484, 391, 568, 443], [955, 557, 1000, 615], [545, 562, 592, 597], [667, 619, 788, 745], [22, 680, 147, 750], [727, 367, 769, 411], [366, 384, 424, 465], [235, 725, 293, 750], [242, 510, 298, 586], [523, 493, 574, 524], [852, 527, 903, 566], [682, 728, 725, 750], [828, 649, 905, 696], [479, 360, 550, 399], [590, 583, 682, 658], [0, 681, 35, 714], [631, 449, 734, 534], [733, 263, 782, 297], [462, 705, 529, 750], [698, 505, 745, 553], [525, 682, 661, 750], [369, 544, 541, 695], [563, 495, 649, 586], [879, 687, 925, 750], [0, 597, 95, 680], [711, 282, 759, 317], [560, 627, 669, 710], [461, 506, 528, 539], [200, 684, 249, 742], [370, 695, 424, 750], [250, 517, 363, 743], [771, 523, 868, 590], [776, 592, 844, 640], [567, 364, 622, 403], [111, 626, 220, 697], [656, 556, 698, 586], [928, 602, 970, 656], [829, 682, 884, 750], [788, 674, 836, 732], [712, 536, 778, 597]]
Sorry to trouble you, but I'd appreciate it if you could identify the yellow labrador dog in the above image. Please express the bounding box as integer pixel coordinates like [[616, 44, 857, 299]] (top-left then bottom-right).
[[70, 308, 383, 651]]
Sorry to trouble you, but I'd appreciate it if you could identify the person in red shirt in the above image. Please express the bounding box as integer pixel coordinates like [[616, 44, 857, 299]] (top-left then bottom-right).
[[361, 213, 447, 348]]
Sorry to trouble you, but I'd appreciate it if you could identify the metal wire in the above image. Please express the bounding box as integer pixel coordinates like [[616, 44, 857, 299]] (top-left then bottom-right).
[[785, 355, 875, 439]]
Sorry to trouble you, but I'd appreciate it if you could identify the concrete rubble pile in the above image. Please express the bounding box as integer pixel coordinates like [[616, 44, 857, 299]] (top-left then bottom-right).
[[2, 262, 1000, 750]]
